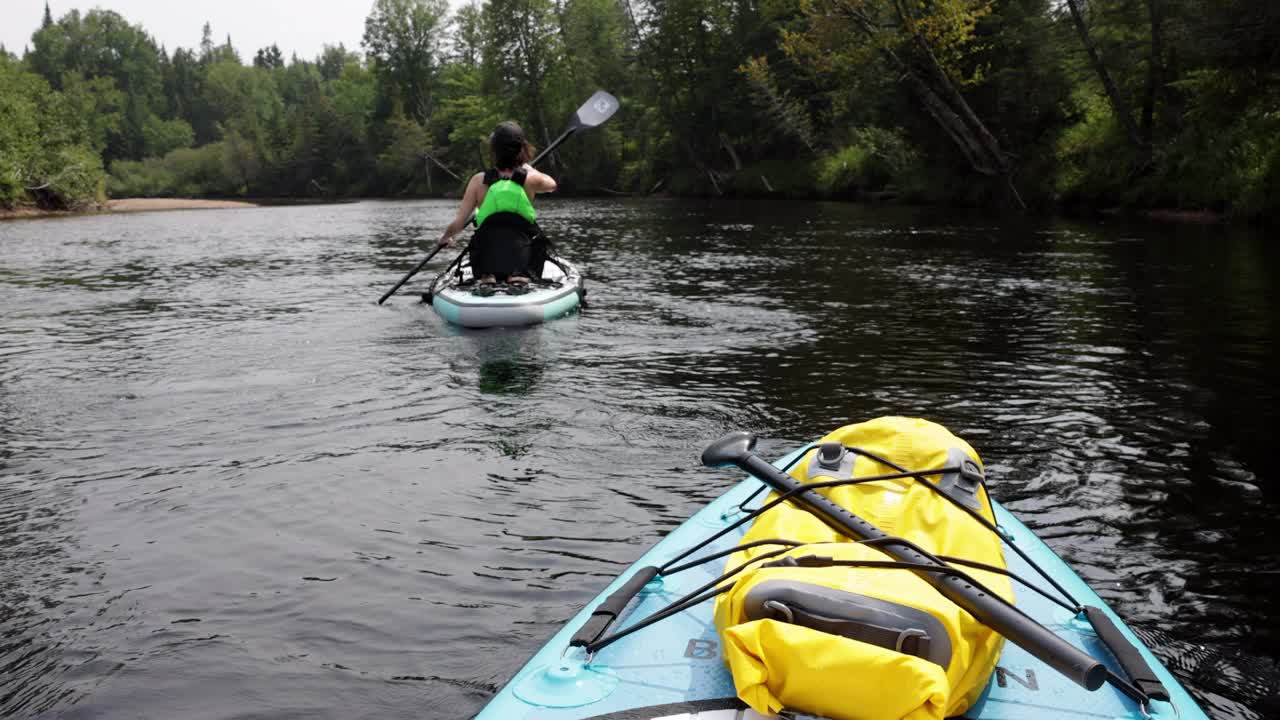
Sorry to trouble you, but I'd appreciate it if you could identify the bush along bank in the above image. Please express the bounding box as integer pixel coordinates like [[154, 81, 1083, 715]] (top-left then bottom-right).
[[2, 2, 1276, 223]]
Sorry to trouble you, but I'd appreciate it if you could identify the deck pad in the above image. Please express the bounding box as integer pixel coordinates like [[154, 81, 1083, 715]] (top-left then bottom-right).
[[431, 259, 583, 328]]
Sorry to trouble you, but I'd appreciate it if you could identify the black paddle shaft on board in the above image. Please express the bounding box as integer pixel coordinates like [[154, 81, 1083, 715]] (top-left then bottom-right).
[[376, 90, 619, 305], [700, 431, 1109, 692]]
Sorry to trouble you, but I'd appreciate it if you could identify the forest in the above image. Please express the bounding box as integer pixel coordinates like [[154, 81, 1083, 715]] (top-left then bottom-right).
[[1, 0, 1277, 219]]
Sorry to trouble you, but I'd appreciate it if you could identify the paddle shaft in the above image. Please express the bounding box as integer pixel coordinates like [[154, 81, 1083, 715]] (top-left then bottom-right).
[[532, 127, 577, 166], [732, 452, 1108, 691], [377, 243, 447, 305]]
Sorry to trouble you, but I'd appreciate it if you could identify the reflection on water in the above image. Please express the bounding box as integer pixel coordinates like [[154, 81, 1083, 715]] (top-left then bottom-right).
[[478, 358, 543, 396], [0, 200, 1276, 719]]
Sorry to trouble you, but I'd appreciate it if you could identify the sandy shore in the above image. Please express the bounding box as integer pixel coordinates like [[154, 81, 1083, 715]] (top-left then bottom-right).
[[1, 198, 260, 221], [108, 198, 260, 213]]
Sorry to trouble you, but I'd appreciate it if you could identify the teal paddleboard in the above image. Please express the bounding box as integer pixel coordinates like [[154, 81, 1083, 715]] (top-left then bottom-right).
[[474, 445, 1209, 720], [429, 257, 583, 328]]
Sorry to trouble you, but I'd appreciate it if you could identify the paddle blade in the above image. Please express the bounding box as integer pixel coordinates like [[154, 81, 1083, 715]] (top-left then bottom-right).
[[574, 91, 619, 129]]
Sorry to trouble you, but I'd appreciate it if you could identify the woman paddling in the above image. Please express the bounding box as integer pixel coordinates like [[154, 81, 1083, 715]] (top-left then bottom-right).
[[436, 121, 557, 286]]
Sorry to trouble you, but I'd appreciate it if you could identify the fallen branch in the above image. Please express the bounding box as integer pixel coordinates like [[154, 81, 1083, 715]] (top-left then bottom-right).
[[427, 153, 463, 182], [720, 132, 743, 171], [23, 163, 84, 192]]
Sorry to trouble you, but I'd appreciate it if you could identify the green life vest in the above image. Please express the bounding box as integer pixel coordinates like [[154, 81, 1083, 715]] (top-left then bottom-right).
[[475, 168, 537, 227]]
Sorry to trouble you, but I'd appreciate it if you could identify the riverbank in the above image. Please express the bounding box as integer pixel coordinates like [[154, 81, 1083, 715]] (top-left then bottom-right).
[[1, 198, 260, 221], [1, 194, 1232, 226]]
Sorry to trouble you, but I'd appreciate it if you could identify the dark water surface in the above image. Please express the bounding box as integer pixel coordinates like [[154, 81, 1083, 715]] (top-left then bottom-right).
[[1, 200, 1276, 719]]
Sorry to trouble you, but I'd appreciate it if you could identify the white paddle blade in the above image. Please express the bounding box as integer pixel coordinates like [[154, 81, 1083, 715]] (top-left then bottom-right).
[[576, 90, 620, 129]]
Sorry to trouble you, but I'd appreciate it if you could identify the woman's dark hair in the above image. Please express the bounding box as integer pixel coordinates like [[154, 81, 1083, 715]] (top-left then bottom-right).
[[490, 121, 535, 169]]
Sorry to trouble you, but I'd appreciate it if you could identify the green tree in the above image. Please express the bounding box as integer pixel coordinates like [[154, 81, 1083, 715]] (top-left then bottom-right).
[[327, 61, 379, 192], [0, 55, 103, 208], [27, 8, 167, 162], [765, 0, 1026, 204], [254, 44, 285, 70], [376, 111, 434, 193], [363, 0, 450, 123], [537, 0, 631, 185], [435, 63, 502, 169], [481, 0, 561, 147], [142, 115, 196, 157], [450, 1, 485, 68], [317, 44, 358, 81]]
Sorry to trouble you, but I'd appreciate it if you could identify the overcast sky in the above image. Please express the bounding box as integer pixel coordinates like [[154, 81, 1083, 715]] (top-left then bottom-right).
[[1, 1, 375, 61]]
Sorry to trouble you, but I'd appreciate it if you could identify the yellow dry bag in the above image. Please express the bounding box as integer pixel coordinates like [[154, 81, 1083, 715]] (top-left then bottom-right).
[[713, 417, 1014, 720]]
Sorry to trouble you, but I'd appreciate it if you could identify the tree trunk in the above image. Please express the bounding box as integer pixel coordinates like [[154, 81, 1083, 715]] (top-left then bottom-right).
[[908, 35, 1009, 174], [855, 8, 1021, 205], [524, 58, 552, 166], [903, 72, 996, 176], [890, 49, 1024, 206], [681, 138, 724, 195], [719, 132, 743, 171], [891, 0, 1008, 172], [512, 7, 553, 168], [619, 0, 642, 45], [428, 153, 463, 182], [1064, 0, 1143, 149], [552, 0, 578, 87], [706, 169, 722, 195], [1141, 0, 1163, 154]]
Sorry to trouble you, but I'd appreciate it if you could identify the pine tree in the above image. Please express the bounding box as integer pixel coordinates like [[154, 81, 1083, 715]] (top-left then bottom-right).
[[200, 22, 214, 61], [42, 1, 53, 28]]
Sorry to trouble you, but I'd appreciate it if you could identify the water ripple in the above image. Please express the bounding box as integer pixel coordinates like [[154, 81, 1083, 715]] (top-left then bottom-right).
[[0, 200, 1275, 718]]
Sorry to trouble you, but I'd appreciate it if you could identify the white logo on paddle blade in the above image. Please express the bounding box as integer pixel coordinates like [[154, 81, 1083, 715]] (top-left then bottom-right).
[[593, 98, 612, 115]]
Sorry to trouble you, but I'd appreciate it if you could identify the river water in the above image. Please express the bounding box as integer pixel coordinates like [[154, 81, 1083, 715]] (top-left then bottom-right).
[[0, 199, 1276, 719]]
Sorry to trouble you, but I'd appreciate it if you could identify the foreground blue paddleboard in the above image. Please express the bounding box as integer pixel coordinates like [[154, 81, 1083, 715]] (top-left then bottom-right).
[[474, 448, 1208, 720]]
